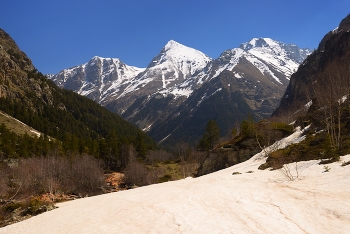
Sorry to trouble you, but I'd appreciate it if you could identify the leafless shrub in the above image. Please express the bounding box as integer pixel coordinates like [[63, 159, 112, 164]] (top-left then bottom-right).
[[173, 142, 192, 160], [178, 150, 208, 178], [146, 150, 174, 163], [0, 164, 10, 198], [123, 158, 151, 187], [274, 157, 299, 181], [279, 162, 299, 181], [70, 154, 104, 193], [6, 154, 104, 199], [323, 165, 331, 173]]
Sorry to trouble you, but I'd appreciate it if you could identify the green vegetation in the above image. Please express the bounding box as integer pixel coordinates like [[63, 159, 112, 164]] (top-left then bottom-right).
[[198, 119, 220, 150], [123, 147, 206, 187], [0, 69, 157, 169], [0, 111, 41, 137], [258, 125, 349, 170], [240, 115, 256, 139]]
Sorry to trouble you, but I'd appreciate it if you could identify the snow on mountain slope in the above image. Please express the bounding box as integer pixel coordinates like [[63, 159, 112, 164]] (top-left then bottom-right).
[[171, 38, 311, 97], [50, 40, 212, 102], [240, 38, 311, 79], [117, 40, 212, 99], [49, 38, 310, 103], [48, 38, 311, 141], [50, 56, 144, 103], [212, 38, 311, 83], [2, 128, 350, 234], [153, 40, 212, 78]]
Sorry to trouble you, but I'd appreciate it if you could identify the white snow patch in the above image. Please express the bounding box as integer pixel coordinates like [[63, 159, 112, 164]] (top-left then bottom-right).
[[142, 124, 153, 132], [197, 88, 222, 106], [29, 130, 41, 138], [3, 125, 350, 233], [305, 100, 313, 108], [253, 125, 309, 159], [168, 87, 192, 98], [245, 54, 282, 84], [339, 95, 347, 105], [333, 27, 339, 34], [159, 133, 172, 143], [3, 143, 350, 233], [234, 72, 242, 78]]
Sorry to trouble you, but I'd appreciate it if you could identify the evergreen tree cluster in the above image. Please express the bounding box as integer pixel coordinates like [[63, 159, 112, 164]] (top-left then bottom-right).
[[0, 123, 140, 170], [198, 120, 220, 150], [0, 69, 157, 169]]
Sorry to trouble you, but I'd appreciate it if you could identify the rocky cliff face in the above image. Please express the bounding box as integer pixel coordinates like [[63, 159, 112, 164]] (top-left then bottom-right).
[[272, 14, 350, 120], [0, 29, 54, 109]]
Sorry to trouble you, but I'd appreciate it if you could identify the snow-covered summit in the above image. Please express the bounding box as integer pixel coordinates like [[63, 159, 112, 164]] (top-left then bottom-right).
[[50, 56, 144, 102], [164, 39, 182, 50], [48, 38, 311, 134], [236, 37, 311, 79], [147, 39, 212, 75], [118, 40, 212, 98], [240, 37, 279, 50], [191, 37, 311, 87]]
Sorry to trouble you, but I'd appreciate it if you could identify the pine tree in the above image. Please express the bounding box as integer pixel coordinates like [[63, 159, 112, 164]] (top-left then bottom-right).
[[240, 115, 255, 138], [199, 119, 220, 150], [136, 132, 147, 159]]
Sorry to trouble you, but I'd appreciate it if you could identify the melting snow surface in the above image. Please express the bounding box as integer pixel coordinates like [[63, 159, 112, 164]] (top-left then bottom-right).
[[2, 127, 350, 233]]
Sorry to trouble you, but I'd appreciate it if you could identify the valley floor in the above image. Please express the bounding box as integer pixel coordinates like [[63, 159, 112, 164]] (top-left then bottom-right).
[[1, 153, 350, 233]]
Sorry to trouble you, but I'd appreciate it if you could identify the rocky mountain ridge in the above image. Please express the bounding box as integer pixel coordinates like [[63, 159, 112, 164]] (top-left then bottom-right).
[[49, 38, 311, 146]]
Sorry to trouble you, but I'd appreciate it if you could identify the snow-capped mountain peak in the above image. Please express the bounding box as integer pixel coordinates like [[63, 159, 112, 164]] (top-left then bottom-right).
[[164, 39, 182, 50], [48, 38, 311, 139], [49, 56, 144, 102], [149, 40, 212, 69], [240, 37, 281, 51], [235, 37, 312, 80], [117, 40, 213, 99]]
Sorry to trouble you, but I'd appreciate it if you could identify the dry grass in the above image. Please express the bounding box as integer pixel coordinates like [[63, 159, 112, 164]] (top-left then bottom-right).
[[0, 111, 41, 137]]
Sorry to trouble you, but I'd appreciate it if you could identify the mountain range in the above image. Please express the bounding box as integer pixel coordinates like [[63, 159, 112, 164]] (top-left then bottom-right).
[[49, 38, 311, 146], [2, 13, 350, 233]]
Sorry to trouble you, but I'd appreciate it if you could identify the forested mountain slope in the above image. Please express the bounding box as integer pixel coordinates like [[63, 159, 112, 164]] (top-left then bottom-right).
[[0, 28, 156, 163]]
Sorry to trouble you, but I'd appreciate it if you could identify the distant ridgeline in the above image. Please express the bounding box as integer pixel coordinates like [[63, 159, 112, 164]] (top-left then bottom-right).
[[49, 38, 311, 147], [0, 28, 156, 169]]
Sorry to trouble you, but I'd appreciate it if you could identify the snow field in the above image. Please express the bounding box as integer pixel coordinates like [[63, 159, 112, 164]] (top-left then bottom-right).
[[1, 137, 350, 233]]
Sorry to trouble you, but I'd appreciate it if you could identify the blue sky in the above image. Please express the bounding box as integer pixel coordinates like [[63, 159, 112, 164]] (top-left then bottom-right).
[[1, 0, 349, 74]]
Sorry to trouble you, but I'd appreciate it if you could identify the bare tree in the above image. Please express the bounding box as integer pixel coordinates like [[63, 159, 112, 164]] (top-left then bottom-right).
[[311, 62, 349, 153], [173, 142, 192, 178], [123, 146, 152, 186], [0, 163, 10, 199], [273, 154, 299, 181]]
